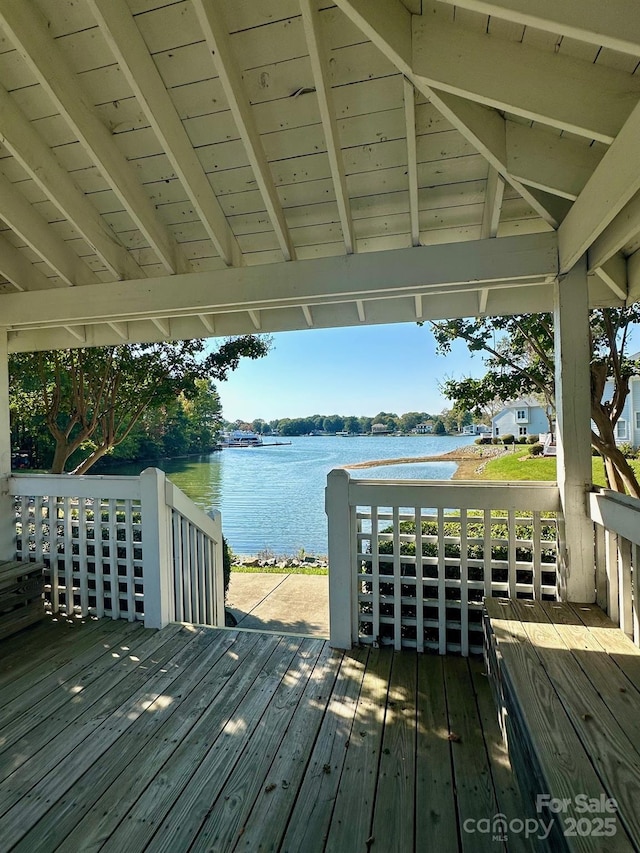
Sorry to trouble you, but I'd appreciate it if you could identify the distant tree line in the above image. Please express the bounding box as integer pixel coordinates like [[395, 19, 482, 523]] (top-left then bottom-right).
[[226, 408, 475, 437]]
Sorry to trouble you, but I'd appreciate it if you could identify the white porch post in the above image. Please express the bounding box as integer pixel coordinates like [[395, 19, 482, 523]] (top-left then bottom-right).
[[140, 467, 174, 629], [326, 468, 356, 649], [0, 328, 13, 560], [553, 256, 595, 602]]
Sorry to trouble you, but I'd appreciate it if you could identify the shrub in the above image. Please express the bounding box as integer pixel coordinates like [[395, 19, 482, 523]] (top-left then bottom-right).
[[527, 434, 540, 444], [500, 434, 515, 444], [619, 442, 638, 459], [222, 535, 232, 598], [517, 435, 528, 444], [475, 436, 492, 445], [529, 442, 544, 456], [491, 437, 501, 444]]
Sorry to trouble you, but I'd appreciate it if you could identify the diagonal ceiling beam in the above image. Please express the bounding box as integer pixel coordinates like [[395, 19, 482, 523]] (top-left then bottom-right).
[[588, 192, 640, 272], [0, 0, 187, 275], [594, 254, 628, 302], [481, 167, 504, 239], [412, 16, 640, 144], [193, 0, 295, 262], [0, 171, 99, 287], [89, 0, 242, 268], [0, 83, 144, 281], [436, 1, 640, 58], [300, 0, 354, 254], [558, 99, 640, 272], [332, 0, 559, 227]]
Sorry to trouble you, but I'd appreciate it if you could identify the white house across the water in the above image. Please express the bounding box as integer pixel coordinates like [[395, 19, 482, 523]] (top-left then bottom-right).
[[491, 397, 551, 439]]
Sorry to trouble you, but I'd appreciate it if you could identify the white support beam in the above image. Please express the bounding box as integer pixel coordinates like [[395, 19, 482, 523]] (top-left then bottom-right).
[[404, 77, 420, 247], [629, 250, 640, 304], [193, 0, 295, 262], [198, 314, 216, 334], [356, 300, 366, 322], [1, 234, 559, 330], [0, 171, 99, 287], [248, 310, 261, 330], [478, 287, 489, 314], [481, 167, 504, 239], [436, 1, 640, 58], [594, 254, 628, 302], [152, 318, 170, 337], [412, 16, 640, 143], [333, 0, 412, 76], [554, 257, 595, 602], [89, 0, 241, 269], [588, 192, 640, 272], [0, 83, 144, 281], [302, 305, 314, 327], [0, 328, 12, 559], [0, 0, 185, 275], [506, 122, 604, 202], [559, 100, 640, 273], [0, 234, 53, 292], [108, 321, 129, 340], [300, 0, 354, 255]]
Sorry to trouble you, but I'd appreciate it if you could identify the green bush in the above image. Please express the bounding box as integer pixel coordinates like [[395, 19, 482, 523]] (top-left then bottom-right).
[[500, 434, 515, 444], [475, 436, 492, 445], [222, 535, 232, 598], [517, 435, 528, 444], [619, 442, 638, 459], [527, 434, 540, 444], [491, 437, 501, 444], [529, 442, 544, 456]]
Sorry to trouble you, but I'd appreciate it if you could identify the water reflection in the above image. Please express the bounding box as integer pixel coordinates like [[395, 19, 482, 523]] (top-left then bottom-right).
[[106, 435, 471, 555]]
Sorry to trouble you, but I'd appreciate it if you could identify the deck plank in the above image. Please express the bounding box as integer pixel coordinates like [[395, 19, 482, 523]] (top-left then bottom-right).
[[568, 602, 640, 691], [370, 650, 417, 853], [444, 655, 504, 853], [415, 654, 458, 853], [324, 647, 393, 853], [278, 647, 369, 853], [54, 631, 281, 853], [99, 636, 305, 853]]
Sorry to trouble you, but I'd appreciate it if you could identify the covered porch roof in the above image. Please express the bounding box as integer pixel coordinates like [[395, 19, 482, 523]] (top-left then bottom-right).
[[0, 0, 637, 351]]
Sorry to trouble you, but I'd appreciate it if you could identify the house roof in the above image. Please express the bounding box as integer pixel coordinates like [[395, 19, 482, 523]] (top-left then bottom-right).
[[0, 1, 639, 353]]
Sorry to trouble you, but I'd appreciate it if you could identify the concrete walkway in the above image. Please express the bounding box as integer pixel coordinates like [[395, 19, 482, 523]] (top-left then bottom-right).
[[226, 572, 329, 637]]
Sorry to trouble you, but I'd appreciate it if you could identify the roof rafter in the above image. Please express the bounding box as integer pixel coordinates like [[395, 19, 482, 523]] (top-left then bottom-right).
[[332, 0, 560, 227], [412, 16, 640, 144], [0, 234, 53, 292], [0, 171, 99, 287], [594, 254, 628, 302], [0, 0, 187, 275], [300, 0, 354, 254], [481, 167, 504, 239], [558, 99, 640, 272], [89, 0, 242, 268], [436, 0, 640, 58], [193, 0, 295, 262], [588, 192, 640, 272], [0, 83, 144, 281]]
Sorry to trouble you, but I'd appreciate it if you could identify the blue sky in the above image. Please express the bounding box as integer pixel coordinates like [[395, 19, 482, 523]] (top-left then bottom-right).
[[215, 323, 485, 422]]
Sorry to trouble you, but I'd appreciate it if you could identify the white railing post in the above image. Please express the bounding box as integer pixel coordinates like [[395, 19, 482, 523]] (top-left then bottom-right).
[[0, 328, 14, 561], [208, 509, 226, 627], [326, 468, 355, 649], [140, 467, 174, 629]]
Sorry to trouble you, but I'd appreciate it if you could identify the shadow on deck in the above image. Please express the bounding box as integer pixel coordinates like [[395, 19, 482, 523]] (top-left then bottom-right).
[[0, 615, 533, 852]]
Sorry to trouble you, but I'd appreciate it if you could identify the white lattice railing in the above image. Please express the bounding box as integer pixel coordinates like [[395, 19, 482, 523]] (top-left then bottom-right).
[[326, 470, 562, 656], [9, 467, 224, 629], [590, 488, 640, 646]]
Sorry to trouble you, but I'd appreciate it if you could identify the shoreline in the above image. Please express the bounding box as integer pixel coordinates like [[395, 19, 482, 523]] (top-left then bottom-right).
[[342, 444, 506, 476]]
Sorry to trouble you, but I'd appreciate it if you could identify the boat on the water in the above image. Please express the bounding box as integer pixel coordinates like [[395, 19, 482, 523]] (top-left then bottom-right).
[[220, 429, 263, 447]]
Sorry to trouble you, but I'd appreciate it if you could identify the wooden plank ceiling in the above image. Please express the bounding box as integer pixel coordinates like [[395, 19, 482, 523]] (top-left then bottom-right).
[[0, 0, 638, 350]]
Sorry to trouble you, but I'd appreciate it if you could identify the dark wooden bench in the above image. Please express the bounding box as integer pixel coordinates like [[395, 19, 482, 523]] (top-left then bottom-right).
[[484, 597, 640, 852], [0, 560, 46, 640]]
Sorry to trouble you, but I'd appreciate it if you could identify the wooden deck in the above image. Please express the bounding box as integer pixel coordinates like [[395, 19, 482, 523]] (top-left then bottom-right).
[[0, 616, 534, 853]]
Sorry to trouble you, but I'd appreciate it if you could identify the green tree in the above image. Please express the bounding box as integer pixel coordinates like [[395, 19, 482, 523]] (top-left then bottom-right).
[[10, 336, 268, 474], [431, 308, 640, 497], [433, 418, 447, 435]]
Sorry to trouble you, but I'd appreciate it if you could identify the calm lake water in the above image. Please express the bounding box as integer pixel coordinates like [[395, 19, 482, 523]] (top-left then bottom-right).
[[107, 435, 471, 555]]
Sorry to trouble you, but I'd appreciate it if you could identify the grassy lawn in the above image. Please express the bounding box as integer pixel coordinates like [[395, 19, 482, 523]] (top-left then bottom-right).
[[231, 564, 328, 576], [478, 451, 640, 486]]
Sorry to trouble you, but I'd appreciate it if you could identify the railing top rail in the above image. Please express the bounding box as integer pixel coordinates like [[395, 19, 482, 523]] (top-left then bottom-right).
[[326, 470, 561, 512], [9, 472, 142, 499], [589, 488, 640, 546], [163, 477, 221, 541]]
